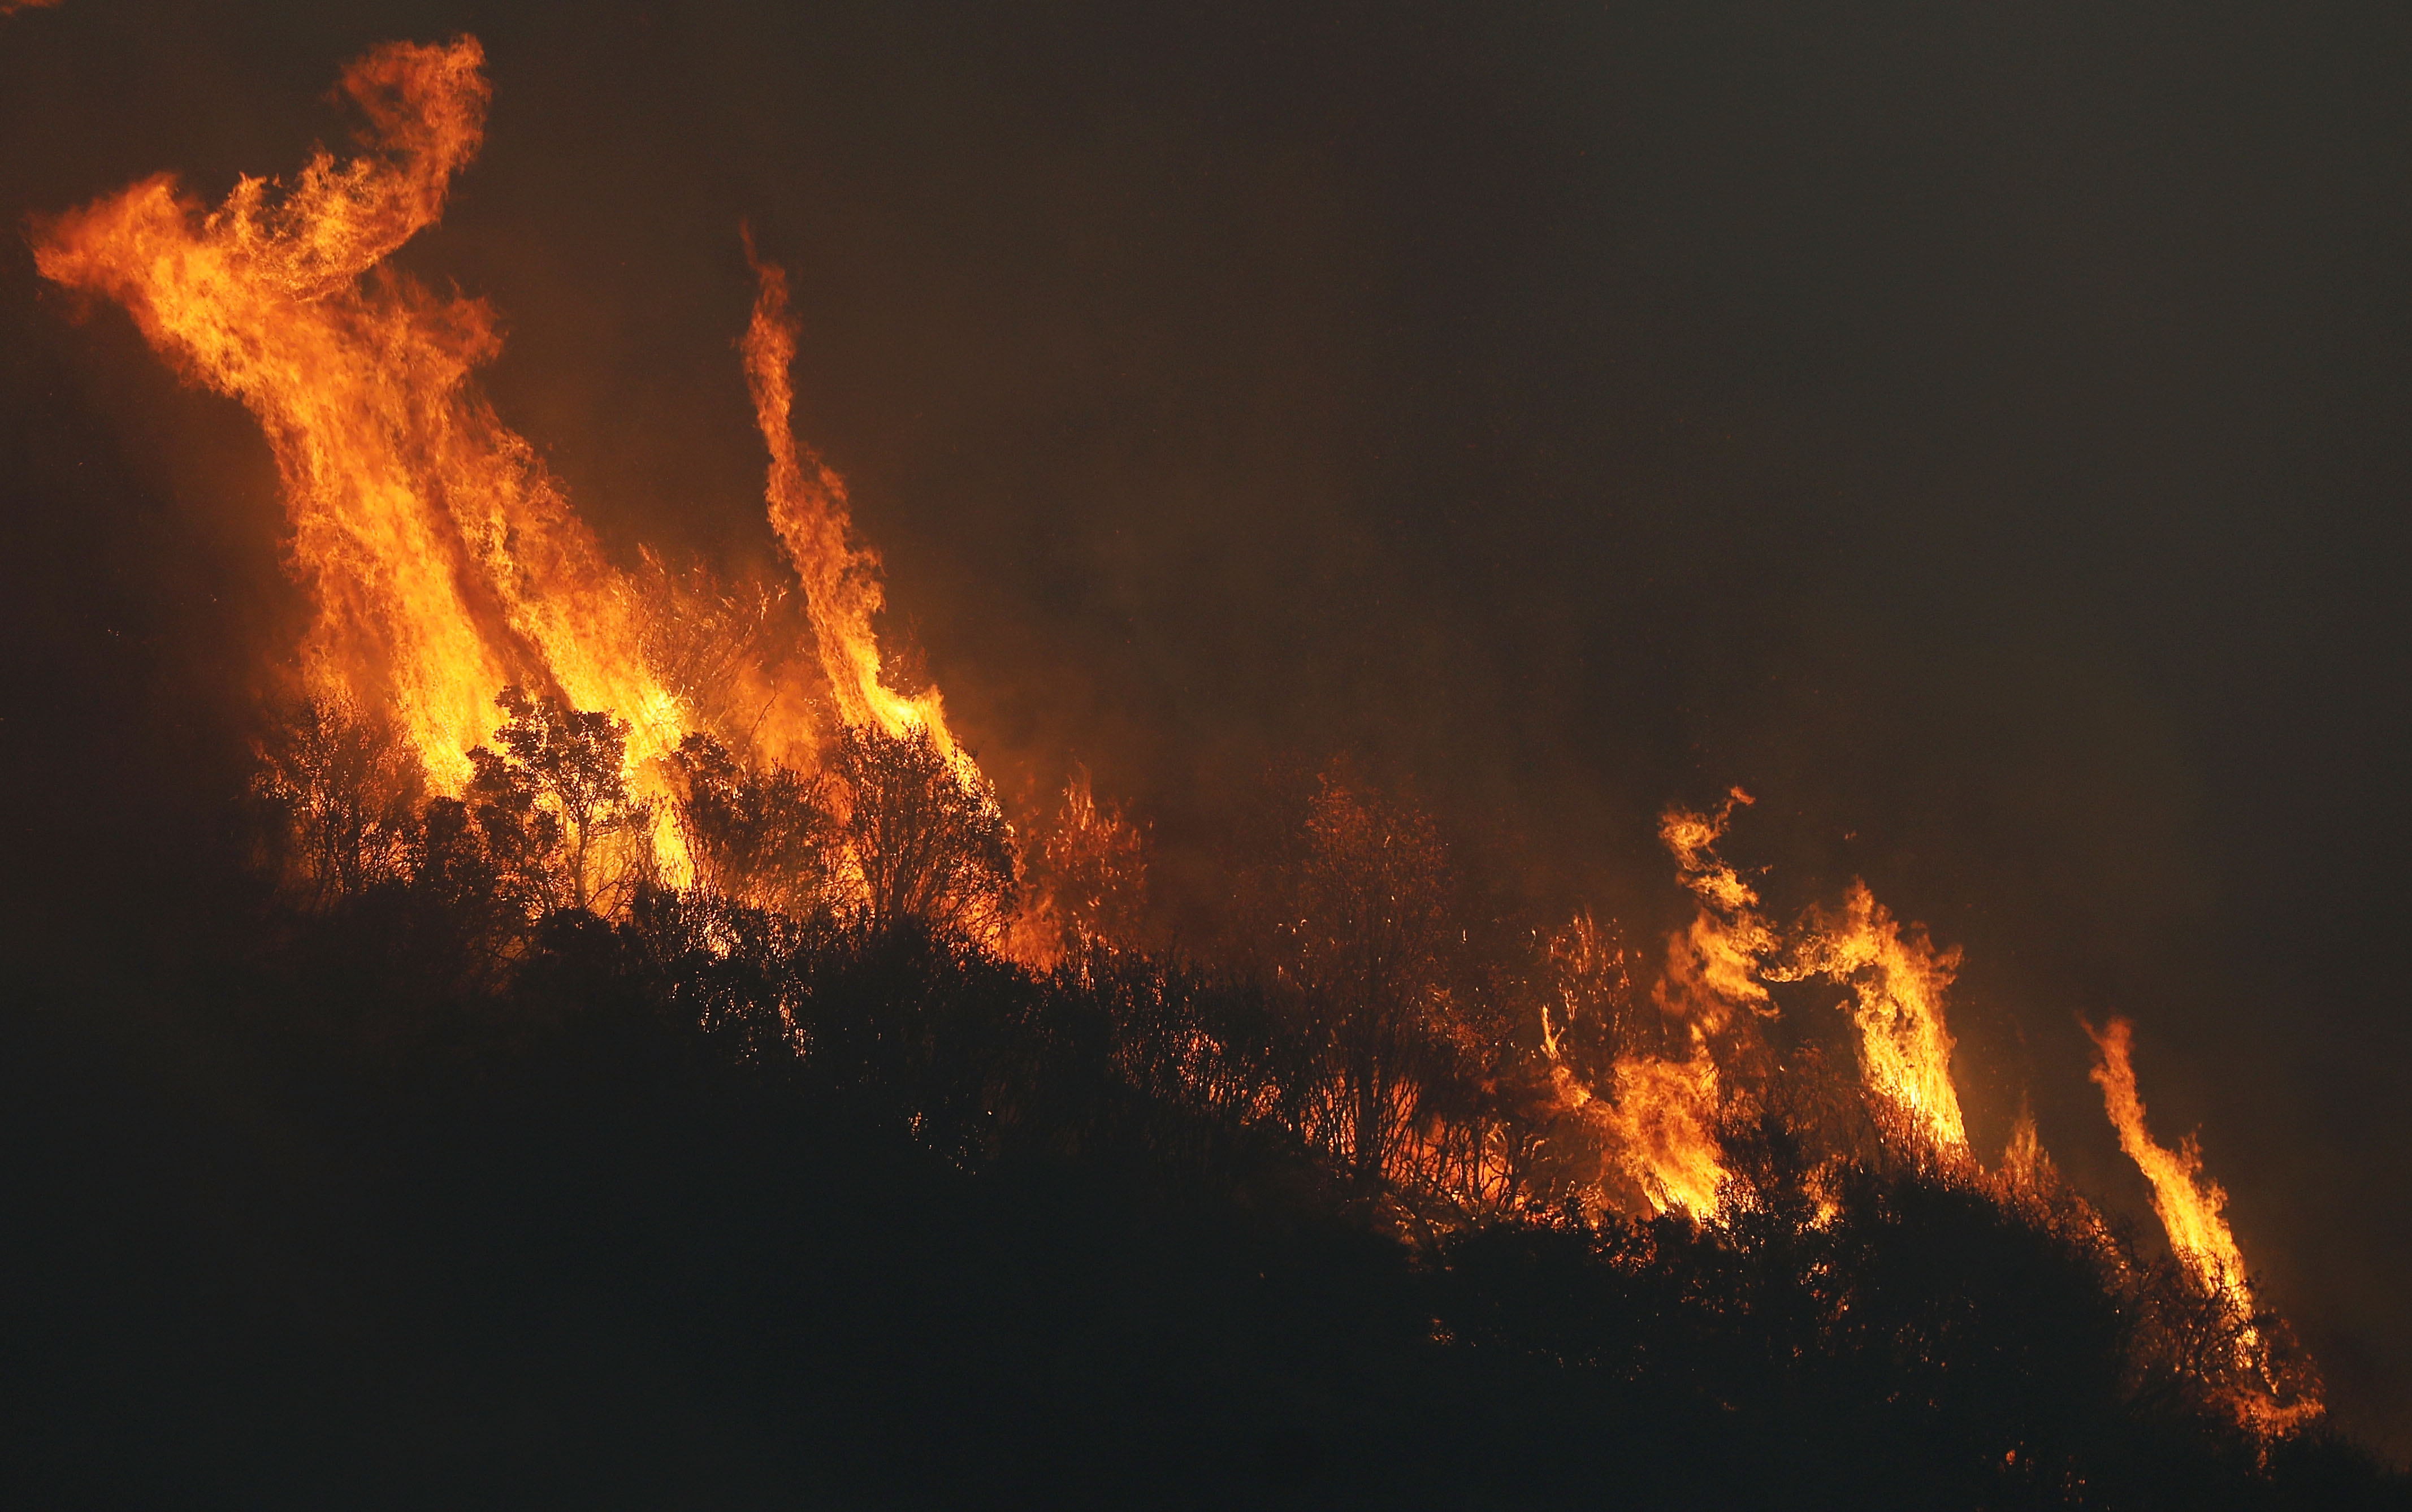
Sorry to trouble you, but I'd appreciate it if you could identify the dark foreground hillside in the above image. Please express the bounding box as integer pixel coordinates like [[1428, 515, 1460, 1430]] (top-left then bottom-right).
[[2, 868, 2404, 1511]]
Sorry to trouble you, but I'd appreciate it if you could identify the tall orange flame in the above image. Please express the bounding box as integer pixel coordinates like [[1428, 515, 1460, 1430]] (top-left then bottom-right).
[[2086, 1016, 2319, 1432], [2086, 1018, 2249, 1305], [34, 38, 683, 798], [1606, 1051, 1727, 1218], [1777, 884, 1969, 1155], [739, 233, 959, 759]]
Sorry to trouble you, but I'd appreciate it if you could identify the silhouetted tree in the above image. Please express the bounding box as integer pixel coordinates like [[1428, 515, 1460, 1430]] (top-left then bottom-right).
[[466, 685, 655, 915], [831, 723, 1015, 940], [250, 695, 425, 908], [666, 731, 835, 916], [1261, 763, 1462, 1190]]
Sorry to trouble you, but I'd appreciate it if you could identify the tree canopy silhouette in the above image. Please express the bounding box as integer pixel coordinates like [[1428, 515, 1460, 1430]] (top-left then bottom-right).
[[465, 684, 655, 915], [32, 687, 2393, 1507], [831, 722, 1015, 939], [666, 730, 834, 916]]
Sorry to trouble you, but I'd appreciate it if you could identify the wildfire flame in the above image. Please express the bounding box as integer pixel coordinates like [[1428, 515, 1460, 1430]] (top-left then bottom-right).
[[1571, 789, 1978, 1218], [1656, 788, 1779, 1029], [1595, 791, 1769, 1217], [1606, 1051, 1727, 1218], [28, 30, 2325, 1444], [33, 40, 678, 786], [34, 37, 991, 885], [2086, 1016, 2319, 1432], [2086, 1019, 2250, 1303], [740, 231, 963, 764], [1776, 884, 1969, 1155]]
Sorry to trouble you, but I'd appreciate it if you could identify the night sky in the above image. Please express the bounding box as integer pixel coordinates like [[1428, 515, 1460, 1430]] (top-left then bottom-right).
[[4, 0, 2407, 1453]]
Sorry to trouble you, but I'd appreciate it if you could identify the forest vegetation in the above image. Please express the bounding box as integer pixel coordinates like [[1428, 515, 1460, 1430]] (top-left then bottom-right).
[[2, 687, 2397, 1509]]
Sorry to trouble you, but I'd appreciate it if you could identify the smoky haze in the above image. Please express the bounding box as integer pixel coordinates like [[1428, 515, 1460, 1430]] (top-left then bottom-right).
[[3, 0, 2407, 1454]]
